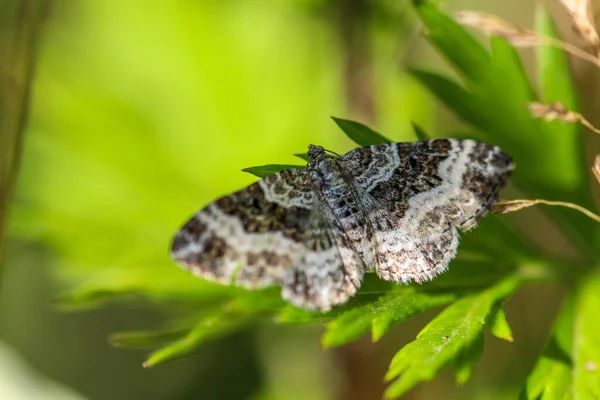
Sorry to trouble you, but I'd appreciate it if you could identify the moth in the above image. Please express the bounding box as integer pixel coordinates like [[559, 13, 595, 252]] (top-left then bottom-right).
[[171, 140, 513, 311]]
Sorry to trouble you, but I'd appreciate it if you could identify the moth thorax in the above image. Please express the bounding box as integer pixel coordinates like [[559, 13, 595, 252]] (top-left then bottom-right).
[[308, 156, 345, 187]]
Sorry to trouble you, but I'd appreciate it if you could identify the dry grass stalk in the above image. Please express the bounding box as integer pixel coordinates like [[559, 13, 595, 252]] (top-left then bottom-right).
[[455, 10, 600, 69], [527, 101, 600, 134], [493, 199, 600, 223], [560, 0, 600, 57], [455, 11, 544, 47], [592, 155, 600, 184]]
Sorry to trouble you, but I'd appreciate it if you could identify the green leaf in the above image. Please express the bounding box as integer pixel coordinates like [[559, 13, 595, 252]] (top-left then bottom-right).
[[229, 287, 287, 312], [573, 271, 600, 397], [410, 69, 489, 129], [411, 1, 597, 261], [480, 37, 583, 191], [323, 288, 456, 348], [535, 6, 578, 126], [533, 6, 586, 193], [331, 117, 391, 146], [420, 258, 514, 291], [453, 334, 484, 384], [521, 294, 574, 400], [412, 0, 587, 195], [370, 290, 457, 342], [488, 304, 514, 342], [413, 0, 489, 83], [276, 305, 330, 324], [143, 308, 252, 368], [110, 326, 190, 348], [411, 122, 432, 141], [294, 153, 309, 161], [321, 294, 381, 346], [51, 267, 236, 310], [384, 276, 522, 398], [242, 164, 302, 178]]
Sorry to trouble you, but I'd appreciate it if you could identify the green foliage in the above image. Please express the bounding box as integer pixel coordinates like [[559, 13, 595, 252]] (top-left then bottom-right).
[[331, 117, 392, 146], [13, 0, 600, 398], [524, 272, 600, 399], [522, 295, 575, 399], [572, 271, 600, 396], [412, 2, 596, 262], [487, 304, 514, 343], [324, 288, 455, 347], [384, 277, 522, 398], [410, 122, 432, 141]]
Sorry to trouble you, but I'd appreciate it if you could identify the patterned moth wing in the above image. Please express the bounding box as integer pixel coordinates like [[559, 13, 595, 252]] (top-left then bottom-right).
[[172, 139, 513, 310], [171, 168, 314, 289], [171, 167, 364, 311], [339, 139, 513, 284], [281, 199, 364, 311]]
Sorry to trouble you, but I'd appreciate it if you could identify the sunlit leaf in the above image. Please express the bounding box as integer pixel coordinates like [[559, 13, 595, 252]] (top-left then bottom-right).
[[384, 276, 522, 398], [453, 334, 484, 384], [488, 304, 514, 342], [321, 288, 456, 348]]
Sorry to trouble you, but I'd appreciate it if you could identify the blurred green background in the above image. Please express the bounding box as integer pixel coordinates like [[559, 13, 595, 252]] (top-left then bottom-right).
[[0, 0, 594, 399]]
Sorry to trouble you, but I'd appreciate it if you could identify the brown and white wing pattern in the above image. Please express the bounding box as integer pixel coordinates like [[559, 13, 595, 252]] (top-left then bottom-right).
[[340, 139, 513, 284], [171, 166, 364, 311], [172, 138, 513, 310], [282, 199, 364, 311], [171, 168, 314, 289]]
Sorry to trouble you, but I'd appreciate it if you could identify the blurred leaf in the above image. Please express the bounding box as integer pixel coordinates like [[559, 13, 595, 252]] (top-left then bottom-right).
[[414, 0, 585, 191], [521, 294, 574, 399], [110, 326, 190, 348], [143, 308, 253, 368], [0, 0, 45, 278], [535, 7, 578, 126], [413, 0, 490, 83], [242, 164, 302, 179], [411, 121, 432, 141], [229, 287, 287, 312], [276, 305, 330, 324], [573, 271, 600, 397], [51, 267, 238, 310], [411, 1, 597, 261], [457, 216, 540, 262], [409, 69, 489, 128], [453, 334, 484, 384], [332, 117, 391, 146], [384, 276, 522, 398], [488, 304, 514, 342]]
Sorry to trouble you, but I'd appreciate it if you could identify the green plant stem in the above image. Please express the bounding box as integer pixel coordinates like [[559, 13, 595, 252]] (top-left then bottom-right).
[[0, 0, 46, 291], [333, 0, 383, 399]]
